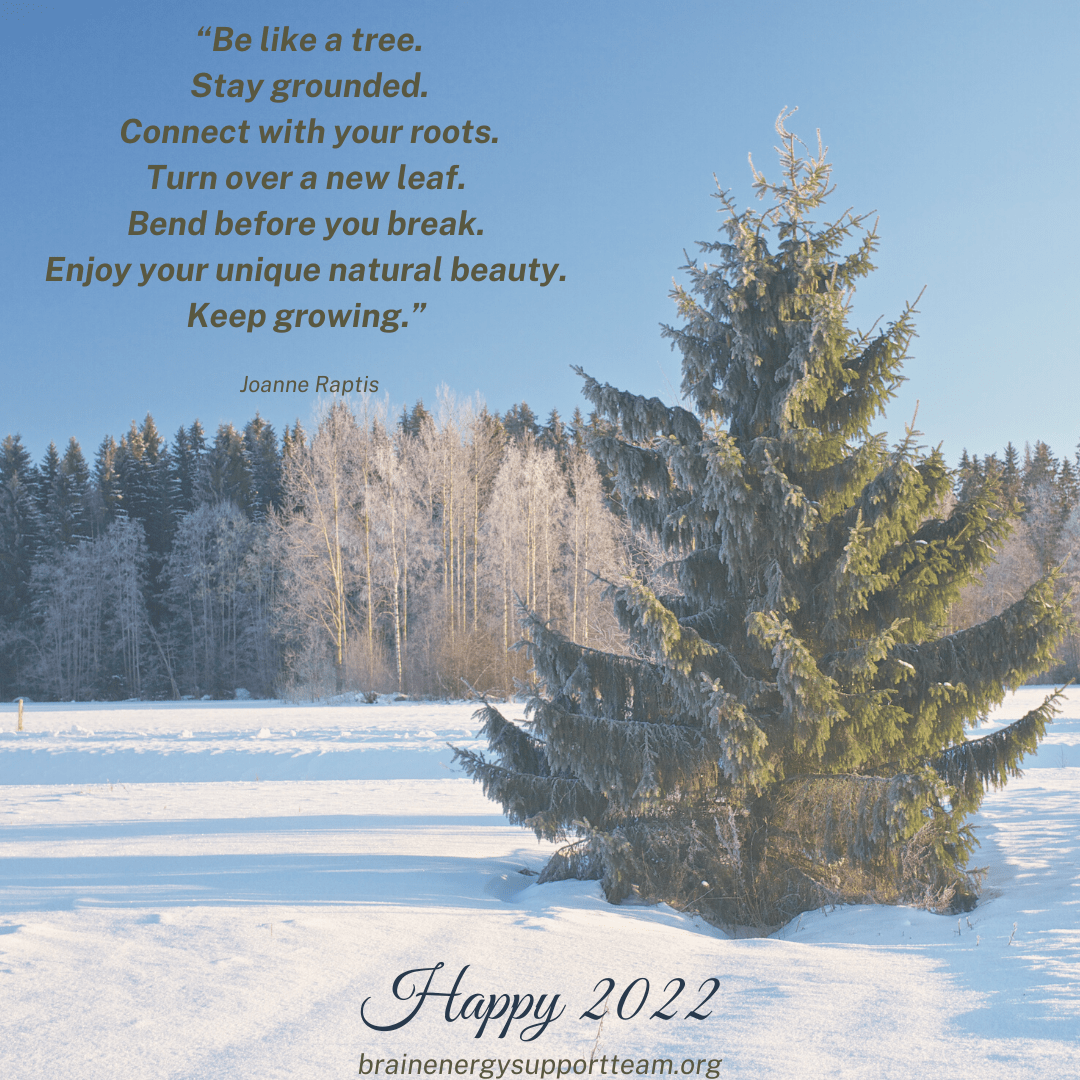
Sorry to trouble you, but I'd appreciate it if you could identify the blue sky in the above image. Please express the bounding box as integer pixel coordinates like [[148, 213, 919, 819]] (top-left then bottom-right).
[[3, 0, 1077, 464]]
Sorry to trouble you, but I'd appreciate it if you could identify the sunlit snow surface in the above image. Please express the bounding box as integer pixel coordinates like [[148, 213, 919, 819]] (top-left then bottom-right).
[[1, 690, 1077, 1078], [0, 698, 485, 783]]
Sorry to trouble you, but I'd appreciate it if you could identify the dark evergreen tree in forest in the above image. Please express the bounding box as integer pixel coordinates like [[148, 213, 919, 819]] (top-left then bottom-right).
[[57, 438, 93, 544], [91, 434, 122, 532], [455, 114, 1070, 925], [0, 435, 40, 695], [1001, 442, 1022, 503], [243, 414, 282, 517], [281, 420, 308, 464], [34, 442, 61, 522], [568, 408, 588, 454], [398, 400, 433, 439], [1057, 457, 1078, 519], [539, 408, 568, 459], [1023, 440, 1058, 492], [115, 416, 166, 537], [33, 439, 92, 550], [502, 402, 540, 443], [201, 423, 253, 512], [172, 421, 208, 518]]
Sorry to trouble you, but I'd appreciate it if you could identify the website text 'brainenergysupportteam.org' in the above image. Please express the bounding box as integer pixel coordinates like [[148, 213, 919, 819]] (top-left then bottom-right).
[[359, 1056, 723, 1078]]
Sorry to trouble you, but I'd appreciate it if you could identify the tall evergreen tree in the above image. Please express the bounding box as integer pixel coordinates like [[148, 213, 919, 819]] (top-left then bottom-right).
[[540, 408, 568, 462], [243, 414, 282, 517], [1001, 442, 1022, 504], [281, 421, 304, 464], [201, 423, 253, 512], [116, 419, 151, 525], [456, 115, 1070, 925], [34, 442, 61, 514], [49, 438, 92, 546], [502, 402, 540, 444], [145, 440, 175, 557], [33, 441, 62, 552], [955, 449, 980, 503], [1022, 440, 1058, 503], [1056, 457, 1078, 519], [172, 422, 209, 517], [569, 407, 588, 454], [399, 400, 434, 440], [91, 434, 122, 533], [0, 434, 40, 694], [35, 439, 92, 549]]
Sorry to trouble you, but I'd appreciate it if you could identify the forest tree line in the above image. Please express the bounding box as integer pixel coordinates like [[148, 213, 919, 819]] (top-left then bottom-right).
[[0, 395, 624, 701], [950, 440, 1080, 678], [1, 406, 1078, 702]]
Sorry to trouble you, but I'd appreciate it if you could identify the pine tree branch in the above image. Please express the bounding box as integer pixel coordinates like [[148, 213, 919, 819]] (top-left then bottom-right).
[[930, 689, 1065, 810], [520, 611, 678, 721], [890, 574, 1070, 709], [575, 369, 703, 445], [450, 747, 608, 841], [530, 698, 720, 805], [471, 702, 549, 776]]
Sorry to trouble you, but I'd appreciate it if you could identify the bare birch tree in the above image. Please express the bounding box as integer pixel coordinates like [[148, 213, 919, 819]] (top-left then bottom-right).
[[274, 402, 361, 693]]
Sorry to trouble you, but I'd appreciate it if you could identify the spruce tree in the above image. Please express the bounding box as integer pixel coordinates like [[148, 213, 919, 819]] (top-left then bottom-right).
[[569, 408, 588, 454], [92, 434, 122, 532], [455, 114, 1070, 925], [243, 414, 283, 517], [540, 409, 568, 461], [116, 420, 151, 524], [1001, 442, 1022, 503], [1023, 440, 1058, 493], [502, 402, 540, 444], [33, 443, 62, 542], [0, 434, 40, 695], [172, 425, 197, 517], [1057, 457, 1078, 518], [35, 438, 93, 549], [201, 423, 253, 512], [399, 400, 433, 440]]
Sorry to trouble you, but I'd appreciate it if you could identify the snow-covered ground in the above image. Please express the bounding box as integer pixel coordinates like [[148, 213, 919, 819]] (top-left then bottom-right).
[[1, 690, 1077, 1078], [0, 697, 486, 783]]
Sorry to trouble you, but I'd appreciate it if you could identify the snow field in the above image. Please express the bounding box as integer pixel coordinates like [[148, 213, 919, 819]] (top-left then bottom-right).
[[1, 691, 1078, 1078], [0, 699, 485, 784]]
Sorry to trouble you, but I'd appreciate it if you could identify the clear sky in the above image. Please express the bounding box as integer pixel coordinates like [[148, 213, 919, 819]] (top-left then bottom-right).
[[3, 0, 1077, 464]]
